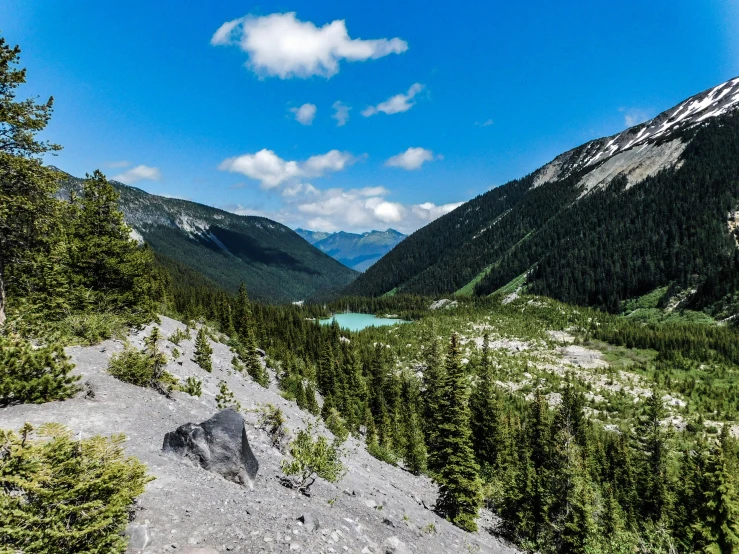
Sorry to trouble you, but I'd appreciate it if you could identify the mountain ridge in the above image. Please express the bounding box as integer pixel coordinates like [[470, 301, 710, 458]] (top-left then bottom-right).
[[53, 169, 358, 302], [345, 76, 739, 316], [296, 228, 406, 271]]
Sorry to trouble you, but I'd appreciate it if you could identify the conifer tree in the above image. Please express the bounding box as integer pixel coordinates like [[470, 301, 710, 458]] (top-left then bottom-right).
[[636, 390, 669, 521], [305, 382, 320, 415], [0, 36, 62, 324], [692, 427, 739, 553], [243, 329, 269, 387], [68, 171, 159, 322], [435, 333, 483, 532], [421, 324, 447, 474], [400, 378, 427, 475], [193, 327, 213, 372], [0, 333, 79, 405], [470, 333, 502, 466]]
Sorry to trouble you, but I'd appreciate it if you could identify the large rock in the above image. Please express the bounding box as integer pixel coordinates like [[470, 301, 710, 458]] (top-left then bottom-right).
[[162, 408, 259, 486]]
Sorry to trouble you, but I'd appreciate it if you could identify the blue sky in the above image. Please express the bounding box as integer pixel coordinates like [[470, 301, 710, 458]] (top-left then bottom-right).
[[3, 0, 739, 233]]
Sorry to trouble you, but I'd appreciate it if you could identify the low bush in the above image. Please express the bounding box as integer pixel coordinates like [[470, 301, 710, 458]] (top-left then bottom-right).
[[281, 423, 345, 494], [107, 330, 176, 395], [0, 423, 152, 553], [0, 333, 80, 406]]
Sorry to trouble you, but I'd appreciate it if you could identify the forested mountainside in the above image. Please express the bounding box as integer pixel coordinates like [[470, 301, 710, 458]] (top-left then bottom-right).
[[347, 77, 739, 316], [55, 171, 358, 302], [296, 228, 406, 271]]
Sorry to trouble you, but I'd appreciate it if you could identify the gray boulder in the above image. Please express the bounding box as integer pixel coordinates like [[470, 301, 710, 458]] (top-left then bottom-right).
[[383, 536, 411, 554], [162, 408, 259, 486]]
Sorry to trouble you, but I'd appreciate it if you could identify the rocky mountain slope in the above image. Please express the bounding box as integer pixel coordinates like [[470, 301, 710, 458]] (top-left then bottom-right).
[[296, 229, 406, 272], [0, 316, 518, 554], [54, 170, 358, 303], [346, 76, 739, 315]]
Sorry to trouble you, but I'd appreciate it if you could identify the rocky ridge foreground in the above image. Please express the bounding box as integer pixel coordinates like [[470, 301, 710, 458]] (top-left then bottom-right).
[[0, 316, 518, 554]]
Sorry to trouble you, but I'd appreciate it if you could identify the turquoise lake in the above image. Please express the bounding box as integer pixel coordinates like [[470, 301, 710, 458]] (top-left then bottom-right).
[[318, 313, 409, 332]]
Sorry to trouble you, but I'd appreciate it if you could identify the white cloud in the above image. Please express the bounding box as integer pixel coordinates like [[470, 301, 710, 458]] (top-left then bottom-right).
[[411, 201, 464, 222], [362, 83, 424, 117], [112, 165, 162, 184], [106, 160, 130, 168], [475, 119, 494, 127], [290, 103, 316, 125], [385, 147, 438, 170], [332, 101, 351, 126], [224, 185, 462, 233], [211, 12, 408, 79], [218, 149, 357, 189], [620, 107, 653, 128], [303, 150, 355, 174]]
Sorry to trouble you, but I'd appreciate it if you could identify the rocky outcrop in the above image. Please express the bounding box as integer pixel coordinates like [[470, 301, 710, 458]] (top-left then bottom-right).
[[162, 408, 259, 486]]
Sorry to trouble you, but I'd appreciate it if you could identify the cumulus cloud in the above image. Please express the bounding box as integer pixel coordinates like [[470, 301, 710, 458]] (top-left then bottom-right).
[[218, 149, 357, 189], [112, 165, 162, 184], [224, 182, 463, 233], [385, 147, 438, 170], [332, 101, 351, 126], [211, 12, 408, 79], [362, 83, 424, 117], [290, 103, 316, 125]]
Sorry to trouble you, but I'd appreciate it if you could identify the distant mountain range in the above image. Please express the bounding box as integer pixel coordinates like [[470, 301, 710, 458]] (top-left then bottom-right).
[[295, 228, 406, 271], [54, 170, 358, 302], [347, 76, 739, 318]]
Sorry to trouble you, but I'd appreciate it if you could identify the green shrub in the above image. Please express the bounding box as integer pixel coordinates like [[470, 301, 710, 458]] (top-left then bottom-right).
[[179, 376, 202, 397], [258, 404, 289, 451], [52, 311, 128, 345], [193, 328, 213, 372], [0, 333, 80, 406], [215, 381, 240, 411], [0, 423, 152, 553], [367, 442, 398, 466], [324, 408, 349, 443], [107, 331, 175, 395], [168, 328, 189, 345], [171, 347, 181, 359], [281, 423, 345, 493]]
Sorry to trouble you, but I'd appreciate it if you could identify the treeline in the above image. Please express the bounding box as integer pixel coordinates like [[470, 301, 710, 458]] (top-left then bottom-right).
[[345, 105, 739, 322], [0, 38, 162, 340]]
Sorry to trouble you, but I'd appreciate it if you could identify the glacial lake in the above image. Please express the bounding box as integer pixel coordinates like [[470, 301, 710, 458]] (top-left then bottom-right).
[[319, 313, 409, 332]]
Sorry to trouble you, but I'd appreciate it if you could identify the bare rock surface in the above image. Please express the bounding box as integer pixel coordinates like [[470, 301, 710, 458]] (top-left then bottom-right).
[[0, 316, 519, 554], [162, 407, 259, 487]]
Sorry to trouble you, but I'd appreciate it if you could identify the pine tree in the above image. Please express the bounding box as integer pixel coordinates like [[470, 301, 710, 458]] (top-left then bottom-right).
[[470, 333, 502, 466], [193, 327, 213, 372], [636, 390, 669, 521], [305, 382, 320, 415], [692, 427, 739, 553], [435, 333, 483, 532], [401, 378, 427, 475], [233, 283, 251, 339], [0, 36, 62, 324], [67, 171, 160, 323], [243, 329, 269, 387], [0, 333, 80, 405], [421, 324, 447, 474]]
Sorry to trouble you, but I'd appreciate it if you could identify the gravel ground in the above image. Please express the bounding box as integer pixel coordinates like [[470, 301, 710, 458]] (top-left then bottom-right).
[[0, 316, 519, 554]]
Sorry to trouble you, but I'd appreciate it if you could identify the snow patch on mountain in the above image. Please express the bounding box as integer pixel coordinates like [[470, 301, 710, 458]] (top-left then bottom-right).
[[533, 76, 739, 189]]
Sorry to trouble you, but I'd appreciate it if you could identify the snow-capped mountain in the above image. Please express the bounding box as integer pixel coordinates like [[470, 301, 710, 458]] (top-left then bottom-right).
[[347, 75, 739, 318]]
